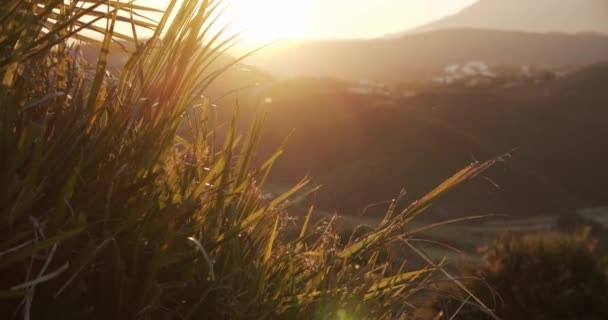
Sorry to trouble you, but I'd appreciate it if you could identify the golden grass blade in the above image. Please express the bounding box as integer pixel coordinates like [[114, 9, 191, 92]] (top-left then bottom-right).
[[299, 206, 315, 239], [85, 6, 117, 112], [264, 216, 280, 263]]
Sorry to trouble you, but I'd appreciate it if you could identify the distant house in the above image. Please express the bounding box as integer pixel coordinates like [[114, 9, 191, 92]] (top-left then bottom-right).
[[401, 90, 417, 98], [433, 61, 497, 87], [348, 79, 391, 97]]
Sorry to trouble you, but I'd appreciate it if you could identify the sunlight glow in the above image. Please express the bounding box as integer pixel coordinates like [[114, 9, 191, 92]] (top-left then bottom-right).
[[139, 0, 478, 40], [227, 0, 313, 40]]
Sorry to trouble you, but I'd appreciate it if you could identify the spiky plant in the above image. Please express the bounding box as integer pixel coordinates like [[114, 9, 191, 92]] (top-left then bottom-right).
[[0, 1, 495, 319]]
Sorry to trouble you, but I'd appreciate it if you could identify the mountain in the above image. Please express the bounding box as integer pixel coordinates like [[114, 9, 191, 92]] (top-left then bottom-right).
[[407, 0, 608, 35], [248, 29, 608, 83]]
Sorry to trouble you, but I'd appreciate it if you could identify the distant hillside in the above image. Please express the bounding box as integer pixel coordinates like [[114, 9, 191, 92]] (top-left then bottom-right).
[[406, 0, 608, 35], [242, 63, 608, 217], [248, 29, 608, 83], [78, 43, 275, 100]]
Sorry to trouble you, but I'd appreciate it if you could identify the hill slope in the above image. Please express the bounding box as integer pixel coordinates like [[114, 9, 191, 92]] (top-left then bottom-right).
[[245, 63, 608, 217], [408, 0, 608, 35], [249, 29, 608, 83]]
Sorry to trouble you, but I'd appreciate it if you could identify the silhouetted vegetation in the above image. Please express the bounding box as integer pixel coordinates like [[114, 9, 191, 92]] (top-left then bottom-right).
[[430, 230, 608, 320]]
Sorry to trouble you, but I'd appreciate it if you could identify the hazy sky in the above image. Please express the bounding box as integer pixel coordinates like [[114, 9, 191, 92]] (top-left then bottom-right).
[[287, 0, 478, 39], [142, 0, 477, 39]]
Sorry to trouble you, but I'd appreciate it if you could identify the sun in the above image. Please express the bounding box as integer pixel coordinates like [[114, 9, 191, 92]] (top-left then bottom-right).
[[227, 0, 313, 40]]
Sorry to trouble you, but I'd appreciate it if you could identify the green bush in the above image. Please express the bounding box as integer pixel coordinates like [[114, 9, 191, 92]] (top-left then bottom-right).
[[0, 1, 495, 319], [432, 229, 608, 320]]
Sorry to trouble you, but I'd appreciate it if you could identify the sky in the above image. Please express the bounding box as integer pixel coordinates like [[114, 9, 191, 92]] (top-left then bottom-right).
[[141, 0, 477, 40]]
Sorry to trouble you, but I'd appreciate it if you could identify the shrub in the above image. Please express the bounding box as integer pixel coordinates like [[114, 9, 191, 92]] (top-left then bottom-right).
[[432, 229, 608, 320]]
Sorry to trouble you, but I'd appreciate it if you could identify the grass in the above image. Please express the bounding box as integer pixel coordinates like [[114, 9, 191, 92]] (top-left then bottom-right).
[[319, 209, 558, 267], [0, 1, 496, 319]]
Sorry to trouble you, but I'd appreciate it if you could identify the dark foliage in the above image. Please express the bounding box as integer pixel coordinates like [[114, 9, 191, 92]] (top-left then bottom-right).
[[434, 230, 608, 320]]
